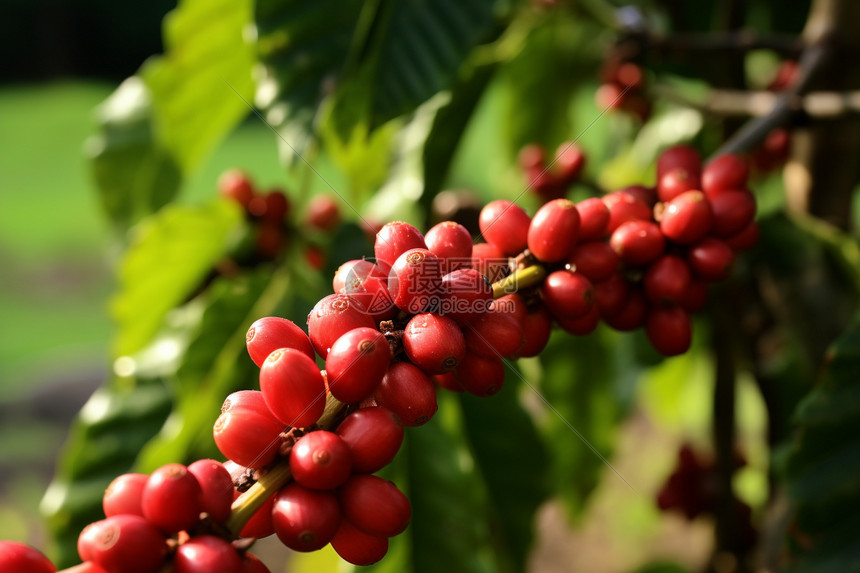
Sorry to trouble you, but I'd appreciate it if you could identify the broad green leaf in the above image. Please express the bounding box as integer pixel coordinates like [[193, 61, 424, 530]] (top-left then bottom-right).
[[500, 15, 595, 155], [111, 200, 243, 357], [537, 327, 634, 518], [87, 0, 254, 230], [369, 0, 497, 128], [781, 317, 860, 573], [421, 61, 496, 212], [86, 78, 182, 229], [141, 0, 255, 171], [401, 393, 496, 573], [458, 365, 550, 572], [254, 0, 364, 160]]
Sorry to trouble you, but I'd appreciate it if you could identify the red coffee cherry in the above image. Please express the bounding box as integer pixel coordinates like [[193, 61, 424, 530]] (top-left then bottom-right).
[[141, 463, 203, 534], [331, 519, 389, 566], [657, 167, 700, 202], [289, 430, 353, 491], [325, 327, 391, 403], [344, 275, 397, 322], [542, 270, 595, 319], [688, 238, 735, 281], [77, 515, 166, 573], [527, 198, 581, 262], [471, 242, 509, 283], [593, 274, 631, 318], [388, 248, 443, 314], [576, 197, 610, 240], [307, 294, 376, 358], [333, 259, 386, 293], [374, 221, 427, 274], [463, 309, 524, 358], [702, 154, 749, 196], [255, 222, 286, 259], [338, 474, 412, 537], [261, 190, 290, 224], [306, 195, 341, 232], [479, 200, 531, 256], [241, 553, 272, 573], [515, 307, 553, 358], [374, 362, 438, 427], [424, 221, 473, 272], [493, 293, 527, 327], [646, 307, 693, 356], [556, 306, 601, 336], [272, 483, 341, 552], [610, 220, 666, 266], [433, 372, 464, 393], [709, 189, 756, 237], [680, 279, 710, 313], [603, 289, 647, 331], [567, 241, 619, 284], [403, 313, 466, 374], [440, 268, 494, 326], [218, 169, 255, 208], [553, 141, 586, 184], [619, 184, 658, 207], [260, 348, 327, 428], [215, 390, 285, 468], [173, 536, 242, 573], [602, 191, 652, 234], [187, 459, 234, 524], [0, 541, 56, 573], [455, 351, 505, 397], [656, 145, 702, 182], [643, 255, 693, 306], [103, 473, 147, 518], [519, 143, 546, 171], [659, 190, 713, 245], [336, 406, 404, 474], [246, 316, 316, 367]]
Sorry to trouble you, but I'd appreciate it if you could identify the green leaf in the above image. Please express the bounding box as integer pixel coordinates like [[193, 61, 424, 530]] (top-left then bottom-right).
[[421, 61, 496, 212], [87, 0, 255, 230], [458, 365, 550, 572], [254, 0, 364, 160], [368, 0, 497, 128], [111, 200, 243, 357], [537, 327, 634, 518], [141, 0, 256, 171], [780, 317, 860, 573], [86, 78, 183, 229], [500, 15, 595, 155], [404, 394, 497, 573]]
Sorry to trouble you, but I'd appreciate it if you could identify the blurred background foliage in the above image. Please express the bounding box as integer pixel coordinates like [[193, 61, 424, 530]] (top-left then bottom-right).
[[2, 0, 859, 572]]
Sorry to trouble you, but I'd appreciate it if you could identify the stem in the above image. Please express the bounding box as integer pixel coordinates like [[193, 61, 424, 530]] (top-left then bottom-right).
[[226, 393, 349, 535], [492, 264, 547, 299], [226, 262, 548, 535]]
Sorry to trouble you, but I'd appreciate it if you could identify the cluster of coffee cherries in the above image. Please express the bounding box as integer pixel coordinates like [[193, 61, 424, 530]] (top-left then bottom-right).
[[595, 57, 651, 121], [656, 444, 756, 552], [217, 169, 341, 268], [518, 142, 586, 204], [0, 460, 271, 573], [483, 145, 758, 356]]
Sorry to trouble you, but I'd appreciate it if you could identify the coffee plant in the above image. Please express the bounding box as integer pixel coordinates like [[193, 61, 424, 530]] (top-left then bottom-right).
[[6, 0, 860, 572]]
